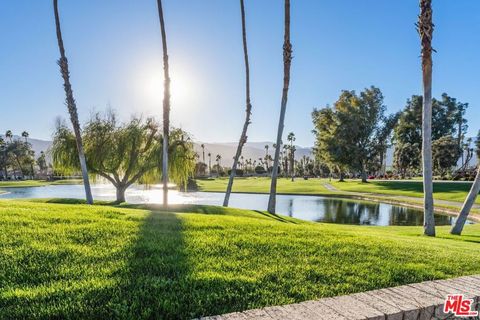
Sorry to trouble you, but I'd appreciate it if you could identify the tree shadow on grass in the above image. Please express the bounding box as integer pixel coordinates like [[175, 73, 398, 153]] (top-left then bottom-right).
[[109, 211, 192, 319], [252, 210, 298, 224], [111, 210, 268, 319], [0, 211, 193, 319], [0, 206, 286, 319]]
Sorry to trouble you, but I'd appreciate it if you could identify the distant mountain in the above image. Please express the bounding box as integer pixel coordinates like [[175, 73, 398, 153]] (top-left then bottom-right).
[[3, 135, 475, 169], [0, 135, 313, 167], [0, 135, 52, 160], [194, 141, 313, 165]]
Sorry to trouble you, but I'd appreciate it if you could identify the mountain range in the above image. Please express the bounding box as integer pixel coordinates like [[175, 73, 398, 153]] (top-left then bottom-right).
[[2, 135, 475, 169], [0, 135, 314, 166], [193, 141, 313, 165]]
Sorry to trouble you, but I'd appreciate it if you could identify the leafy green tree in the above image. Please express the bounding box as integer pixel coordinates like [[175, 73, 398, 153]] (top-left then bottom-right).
[[37, 151, 48, 175], [312, 108, 344, 180], [6, 139, 34, 179], [52, 113, 195, 203], [312, 86, 388, 182], [393, 94, 468, 175], [432, 136, 461, 178], [393, 142, 421, 178], [254, 165, 266, 175]]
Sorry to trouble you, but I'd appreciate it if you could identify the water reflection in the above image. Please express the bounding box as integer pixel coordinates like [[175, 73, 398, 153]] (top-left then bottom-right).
[[0, 184, 465, 226]]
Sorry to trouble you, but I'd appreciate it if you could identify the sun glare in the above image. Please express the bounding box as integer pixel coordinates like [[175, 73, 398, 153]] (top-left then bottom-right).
[[136, 63, 195, 107]]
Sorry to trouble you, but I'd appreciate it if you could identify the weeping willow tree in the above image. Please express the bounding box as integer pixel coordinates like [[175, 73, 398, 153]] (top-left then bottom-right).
[[51, 112, 195, 203]]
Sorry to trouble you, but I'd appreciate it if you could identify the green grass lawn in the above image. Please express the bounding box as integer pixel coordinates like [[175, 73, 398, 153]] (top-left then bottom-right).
[[0, 180, 51, 188], [197, 177, 479, 204], [330, 180, 476, 203], [197, 177, 335, 194], [0, 179, 82, 188], [1, 200, 480, 319]]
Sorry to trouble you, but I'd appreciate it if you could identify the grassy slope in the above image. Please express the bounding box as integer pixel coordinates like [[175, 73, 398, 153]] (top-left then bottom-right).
[[197, 177, 479, 204], [1, 200, 480, 319], [330, 180, 476, 203]]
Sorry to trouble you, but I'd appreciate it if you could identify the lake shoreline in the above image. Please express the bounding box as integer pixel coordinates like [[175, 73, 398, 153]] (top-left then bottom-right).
[[196, 189, 479, 223]]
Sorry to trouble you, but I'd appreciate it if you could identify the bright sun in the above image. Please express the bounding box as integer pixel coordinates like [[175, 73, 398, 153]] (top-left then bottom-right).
[[138, 64, 194, 107]]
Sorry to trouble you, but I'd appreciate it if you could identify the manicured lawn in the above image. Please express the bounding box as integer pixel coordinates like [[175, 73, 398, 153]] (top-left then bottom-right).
[[0, 180, 50, 188], [0, 179, 82, 188], [197, 177, 479, 204], [197, 177, 334, 194], [1, 200, 480, 319], [48, 179, 83, 185], [330, 180, 477, 203]]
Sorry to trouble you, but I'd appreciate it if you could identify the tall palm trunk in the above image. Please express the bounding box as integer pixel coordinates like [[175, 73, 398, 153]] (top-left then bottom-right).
[[418, 0, 435, 236], [223, 0, 252, 207], [267, 0, 292, 214], [156, 0, 171, 207], [451, 165, 480, 235], [53, 0, 93, 204]]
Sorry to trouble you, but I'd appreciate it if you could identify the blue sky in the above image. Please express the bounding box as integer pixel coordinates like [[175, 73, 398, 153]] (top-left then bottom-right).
[[1, 1, 479, 146]]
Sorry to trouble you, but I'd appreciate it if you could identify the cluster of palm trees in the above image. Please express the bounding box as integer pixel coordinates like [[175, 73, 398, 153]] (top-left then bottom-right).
[[197, 144, 222, 176], [0, 130, 38, 180]]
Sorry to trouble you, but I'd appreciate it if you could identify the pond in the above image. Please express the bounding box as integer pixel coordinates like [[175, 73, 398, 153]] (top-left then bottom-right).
[[0, 184, 466, 226]]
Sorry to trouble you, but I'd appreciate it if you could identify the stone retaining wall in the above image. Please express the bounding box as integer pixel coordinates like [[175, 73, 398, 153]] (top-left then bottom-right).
[[199, 275, 480, 320]]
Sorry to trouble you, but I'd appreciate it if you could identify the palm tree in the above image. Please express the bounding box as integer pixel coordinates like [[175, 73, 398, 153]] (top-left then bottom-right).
[[451, 133, 480, 235], [21, 131, 29, 142], [201, 143, 205, 163], [5, 130, 13, 143], [208, 152, 212, 174], [265, 144, 270, 172], [21, 131, 34, 179], [156, 0, 171, 207], [287, 132, 295, 181], [268, 0, 292, 214], [223, 0, 253, 207], [53, 0, 93, 204], [0, 137, 7, 180], [417, 0, 435, 236], [216, 154, 222, 176]]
